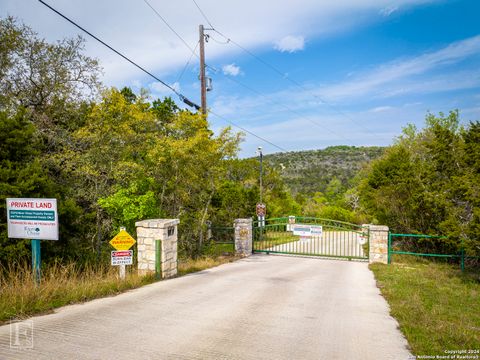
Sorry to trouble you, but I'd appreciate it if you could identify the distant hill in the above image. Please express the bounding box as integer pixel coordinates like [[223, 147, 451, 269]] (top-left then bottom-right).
[[263, 146, 385, 195]]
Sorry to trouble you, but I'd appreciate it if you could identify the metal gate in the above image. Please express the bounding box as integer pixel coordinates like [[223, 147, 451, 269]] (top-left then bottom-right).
[[253, 217, 369, 260]]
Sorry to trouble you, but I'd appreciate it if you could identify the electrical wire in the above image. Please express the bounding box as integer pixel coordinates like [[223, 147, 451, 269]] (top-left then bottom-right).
[[38, 0, 286, 152], [143, 0, 199, 56], [38, 0, 200, 110], [221, 74, 357, 145], [191, 0, 215, 29], [212, 28, 378, 136], [208, 109, 288, 152], [189, 0, 381, 137], [176, 41, 199, 84]]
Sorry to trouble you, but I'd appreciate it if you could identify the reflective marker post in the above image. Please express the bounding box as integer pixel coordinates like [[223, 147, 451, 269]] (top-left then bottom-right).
[[31, 239, 41, 285]]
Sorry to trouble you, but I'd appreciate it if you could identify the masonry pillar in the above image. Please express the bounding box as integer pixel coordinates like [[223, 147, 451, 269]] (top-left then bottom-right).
[[234, 218, 253, 256], [364, 224, 389, 264], [135, 219, 179, 278]]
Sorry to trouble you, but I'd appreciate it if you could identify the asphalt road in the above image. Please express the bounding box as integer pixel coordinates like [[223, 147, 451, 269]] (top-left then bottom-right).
[[0, 255, 412, 360]]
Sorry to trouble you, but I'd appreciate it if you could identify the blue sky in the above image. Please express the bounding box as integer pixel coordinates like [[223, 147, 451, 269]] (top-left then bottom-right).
[[2, 0, 480, 157]]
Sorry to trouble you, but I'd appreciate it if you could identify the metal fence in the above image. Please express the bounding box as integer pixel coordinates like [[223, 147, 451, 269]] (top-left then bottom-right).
[[388, 233, 479, 271]]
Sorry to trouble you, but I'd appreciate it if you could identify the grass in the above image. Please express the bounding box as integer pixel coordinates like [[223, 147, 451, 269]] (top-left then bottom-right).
[[254, 231, 298, 251], [1, 254, 239, 325], [370, 256, 480, 356], [0, 262, 156, 325]]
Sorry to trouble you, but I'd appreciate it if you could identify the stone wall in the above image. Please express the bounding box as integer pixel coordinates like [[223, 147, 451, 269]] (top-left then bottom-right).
[[364, 224, 389, 264], [135, 219, 179, 278], [234, 218, 252, 256]]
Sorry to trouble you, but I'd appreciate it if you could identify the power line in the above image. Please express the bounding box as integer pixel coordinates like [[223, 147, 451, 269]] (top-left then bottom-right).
[[176, 41, 199, 83], [143, 0, 199, 57], [189, 0, 381, 137], [38, 0, 200, 110], [212, 28, 379, 136], [221, 74, 357, 145], [208, 109, 288, 152], [39, 0, 286, 152], [191, 0, 215, 29]]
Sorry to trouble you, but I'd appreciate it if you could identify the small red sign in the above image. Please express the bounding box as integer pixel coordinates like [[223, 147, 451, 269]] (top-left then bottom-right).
[[256, 203, 266, 217]]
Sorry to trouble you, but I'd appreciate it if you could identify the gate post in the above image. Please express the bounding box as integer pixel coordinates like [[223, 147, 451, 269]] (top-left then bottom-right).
[[234, 218, 252, 256], [136, 219, 179, 278], [364, 224, 389, 264]]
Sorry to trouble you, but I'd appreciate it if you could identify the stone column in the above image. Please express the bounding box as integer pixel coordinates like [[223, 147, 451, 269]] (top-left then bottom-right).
[[234, 218, 252, 256], [364, 224, 389, 264], [135, 219, 179, 278]]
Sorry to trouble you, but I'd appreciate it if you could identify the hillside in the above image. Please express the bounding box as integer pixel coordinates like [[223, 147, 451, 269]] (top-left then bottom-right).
[[264, 146, 385, 195]]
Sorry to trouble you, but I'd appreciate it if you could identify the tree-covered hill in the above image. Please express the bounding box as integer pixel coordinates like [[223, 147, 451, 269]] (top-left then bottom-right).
[[263, 146, 385, 195]]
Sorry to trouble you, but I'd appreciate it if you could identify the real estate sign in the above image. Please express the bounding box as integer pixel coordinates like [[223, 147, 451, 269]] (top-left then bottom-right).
[[6, 198, 59, 240]]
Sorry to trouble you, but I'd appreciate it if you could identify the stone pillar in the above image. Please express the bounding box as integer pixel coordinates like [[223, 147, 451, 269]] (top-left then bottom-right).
[[135, 219, 179, 278], [364, 224, 389, 264], [234, 218, 253, 256]]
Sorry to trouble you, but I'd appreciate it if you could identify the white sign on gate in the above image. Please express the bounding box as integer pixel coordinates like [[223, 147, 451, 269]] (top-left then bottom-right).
[[6, 198, 58, 240], [292, 224, 323, 238]]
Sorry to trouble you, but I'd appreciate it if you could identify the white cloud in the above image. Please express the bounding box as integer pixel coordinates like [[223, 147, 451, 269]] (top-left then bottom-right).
[[316, 35, 480, 101], [4, 0, 439, 86], [274, 35, 305, 53], [370, 106, 394, 112], [222, 63, 241, 76], [149, 81, 180, 95], [379, 5, 399, 16]]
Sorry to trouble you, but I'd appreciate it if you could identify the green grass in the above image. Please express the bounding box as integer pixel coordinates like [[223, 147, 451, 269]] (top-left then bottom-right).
[[253, 231, 298, 250], [370, 257, 480, 356]]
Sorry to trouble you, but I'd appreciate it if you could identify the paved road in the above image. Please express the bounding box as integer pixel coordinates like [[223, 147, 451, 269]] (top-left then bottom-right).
[[0, 255, 411, 360]]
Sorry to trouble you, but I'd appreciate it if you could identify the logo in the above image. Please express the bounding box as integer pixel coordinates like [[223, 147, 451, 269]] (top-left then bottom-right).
[[24, 226, 40, 237], [10, 320, 33, 349]]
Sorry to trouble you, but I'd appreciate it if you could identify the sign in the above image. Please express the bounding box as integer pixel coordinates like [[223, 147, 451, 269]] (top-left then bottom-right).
[[293, 224, 323, 237], [358, 233, 368, 245], [111, 250, 133, 266], [256, 203, 266, 217], [6, 198, 58, 240], [109, 230, 136, 250]]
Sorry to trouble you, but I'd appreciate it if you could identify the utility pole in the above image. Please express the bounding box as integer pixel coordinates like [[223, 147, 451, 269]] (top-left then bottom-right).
[[199, 24, 207, 115]]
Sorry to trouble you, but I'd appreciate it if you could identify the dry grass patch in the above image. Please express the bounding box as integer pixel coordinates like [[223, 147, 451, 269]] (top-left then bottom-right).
[[0, 262, 155, 325]]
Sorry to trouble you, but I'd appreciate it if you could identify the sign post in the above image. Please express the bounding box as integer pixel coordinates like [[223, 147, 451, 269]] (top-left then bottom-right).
[[109, 227, 136, 280], [6, 198, 59, 285]]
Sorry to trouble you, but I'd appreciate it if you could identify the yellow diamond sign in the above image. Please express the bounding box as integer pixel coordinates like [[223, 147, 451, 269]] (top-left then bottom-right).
[[109, 230, 136, 250]]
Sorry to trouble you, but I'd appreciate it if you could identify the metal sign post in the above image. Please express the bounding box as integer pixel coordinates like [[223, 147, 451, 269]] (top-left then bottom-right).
[[31, 239, 41, 285], [110, 227, 136, 280]]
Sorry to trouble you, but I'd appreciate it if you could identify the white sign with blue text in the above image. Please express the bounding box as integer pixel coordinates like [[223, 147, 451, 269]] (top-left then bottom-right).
[[6, 198, 58, 240], [292, 224, 323, 238]]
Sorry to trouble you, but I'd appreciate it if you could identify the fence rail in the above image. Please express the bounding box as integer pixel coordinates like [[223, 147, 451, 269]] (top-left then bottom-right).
[[387, 233, 479, 271]]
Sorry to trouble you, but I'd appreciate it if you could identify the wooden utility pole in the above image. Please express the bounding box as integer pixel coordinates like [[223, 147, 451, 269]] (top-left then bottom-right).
[[199, 24, 207, 115]]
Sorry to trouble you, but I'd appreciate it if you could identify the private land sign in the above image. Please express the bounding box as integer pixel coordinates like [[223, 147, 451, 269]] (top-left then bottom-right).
[[6, 198, 58, 240], [109, 230, 136, 250], [111, 250, 133, 266]]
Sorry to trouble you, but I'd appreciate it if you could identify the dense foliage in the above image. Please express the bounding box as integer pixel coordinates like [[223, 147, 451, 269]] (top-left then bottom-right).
[[0, 18, 292, 264], [357, 111, 480, 255], [1, 17, 478, 265], [264, 146, 384, 196]]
